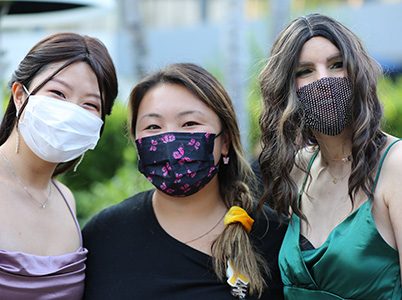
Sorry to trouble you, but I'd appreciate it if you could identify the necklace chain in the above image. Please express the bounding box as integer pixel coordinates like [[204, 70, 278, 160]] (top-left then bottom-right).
[[184, 212, 226, 244], [325, 165, 350, 184], [0, 150, 52, 208], [329, 155, 352, 163]]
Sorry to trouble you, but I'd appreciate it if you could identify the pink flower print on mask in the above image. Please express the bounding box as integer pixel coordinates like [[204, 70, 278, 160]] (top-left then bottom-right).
[[180, 184, 191, 193], [162, 162, 172, 177], [174, 173, 183, 183], [173, 147, 184, 159], [179, 157, 192, 165], [188, 138, 200, 150], [207, 166, 216, 177], [149, 139, 158, 151], [161, 134, 176, 143], [187, 169, 197, 178], [160, 182, 175, 194]]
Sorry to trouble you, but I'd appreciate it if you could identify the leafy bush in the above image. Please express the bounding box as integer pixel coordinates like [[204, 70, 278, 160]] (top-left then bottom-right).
[[378, 76, 402, 137], [75, 146, 152, 226]]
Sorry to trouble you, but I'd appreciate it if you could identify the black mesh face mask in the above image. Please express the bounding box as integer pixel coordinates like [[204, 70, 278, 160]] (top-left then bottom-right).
[[296, 77, 353, 136]]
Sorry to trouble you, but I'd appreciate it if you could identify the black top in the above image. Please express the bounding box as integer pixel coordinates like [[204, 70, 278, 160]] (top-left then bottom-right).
[[82, 190, 286, 300]]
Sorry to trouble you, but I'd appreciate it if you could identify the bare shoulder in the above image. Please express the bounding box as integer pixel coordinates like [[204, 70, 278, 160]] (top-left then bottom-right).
[[52, 179, 77, 213], [379, 136, 402, 204]]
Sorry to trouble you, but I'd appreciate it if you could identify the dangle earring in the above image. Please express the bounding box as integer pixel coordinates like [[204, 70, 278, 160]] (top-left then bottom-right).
[[223, 155, 230, 165]]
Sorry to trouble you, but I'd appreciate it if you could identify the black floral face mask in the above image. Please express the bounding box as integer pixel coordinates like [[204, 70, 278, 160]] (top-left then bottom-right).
[[296, 77, 353, 136], [135, 132, 220, 197]]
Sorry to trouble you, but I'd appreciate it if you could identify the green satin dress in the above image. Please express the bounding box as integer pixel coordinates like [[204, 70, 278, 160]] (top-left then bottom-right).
[[279, 139, 401, 299]]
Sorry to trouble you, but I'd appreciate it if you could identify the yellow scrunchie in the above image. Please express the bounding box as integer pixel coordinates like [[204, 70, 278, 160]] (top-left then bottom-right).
[[224, 206, 254, 233]]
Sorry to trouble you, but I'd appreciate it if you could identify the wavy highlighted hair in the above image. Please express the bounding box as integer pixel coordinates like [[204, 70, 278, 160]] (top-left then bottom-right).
[[258, 13, 386, 218]]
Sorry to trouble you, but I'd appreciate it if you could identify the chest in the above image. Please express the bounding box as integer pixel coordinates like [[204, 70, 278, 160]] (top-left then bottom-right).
[[0, 185, 80, 255]]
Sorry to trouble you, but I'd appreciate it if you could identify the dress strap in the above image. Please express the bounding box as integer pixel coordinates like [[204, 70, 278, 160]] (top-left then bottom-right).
[[299, 149, 319, 199], [371, 138, 402, 194], [52, 180, 83, 246]]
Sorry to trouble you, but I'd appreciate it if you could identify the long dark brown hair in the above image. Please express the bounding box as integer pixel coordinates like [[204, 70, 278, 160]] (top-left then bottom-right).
[[0, 32, 118, 175], [129, 63, 268, 297], [259, 13, 386, 218]]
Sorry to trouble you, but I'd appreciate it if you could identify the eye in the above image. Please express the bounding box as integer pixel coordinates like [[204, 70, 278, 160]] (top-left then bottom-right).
[[145, 124, 161, 130], [330, 61, 343, 69], [295, 68, 312, 77], [82, 100, 101, 112], [183, 121, 200, 127], [50, 90, 66, 99]]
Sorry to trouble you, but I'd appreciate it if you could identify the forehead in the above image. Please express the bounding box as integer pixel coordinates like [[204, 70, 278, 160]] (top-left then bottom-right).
[[138, 83, 216, 116], [298, 36, 341, 62], [30, 61, 99, 92], [30, 61, 68, 85]]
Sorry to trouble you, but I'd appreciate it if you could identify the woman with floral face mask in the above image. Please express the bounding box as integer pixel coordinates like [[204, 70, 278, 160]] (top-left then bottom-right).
[[259, 13, 402, 299], [0, 33, 118, 299], [83, 63, 287, 300]]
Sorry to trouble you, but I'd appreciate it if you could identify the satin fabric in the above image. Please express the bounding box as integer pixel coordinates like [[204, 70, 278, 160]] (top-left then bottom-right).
[[0, 247, 87, 299], [279, 139, 402, 299], [0, 182, 87, 299]]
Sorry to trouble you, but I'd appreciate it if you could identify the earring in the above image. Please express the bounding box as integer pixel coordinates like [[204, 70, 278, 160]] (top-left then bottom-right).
[[223, 156, 230, 165], [15, 127, 20, 154]]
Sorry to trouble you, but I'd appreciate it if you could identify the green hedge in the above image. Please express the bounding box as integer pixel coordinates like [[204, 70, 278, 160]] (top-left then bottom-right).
[[379, 76, 402, 138]]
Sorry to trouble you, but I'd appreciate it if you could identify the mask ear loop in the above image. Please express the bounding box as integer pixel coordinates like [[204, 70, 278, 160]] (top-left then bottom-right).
[[214, 130, 230, 164], [73, 153, 85, 172], [15, 85, 31, 153]]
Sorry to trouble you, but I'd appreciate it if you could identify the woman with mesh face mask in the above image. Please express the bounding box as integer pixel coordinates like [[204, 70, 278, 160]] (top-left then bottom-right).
[[0, 32, 118, 299], [258, 13, 402, 299]]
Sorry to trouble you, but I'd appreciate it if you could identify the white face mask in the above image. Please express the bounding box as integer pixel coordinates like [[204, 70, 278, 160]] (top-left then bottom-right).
[[18, 94, 104, 163]]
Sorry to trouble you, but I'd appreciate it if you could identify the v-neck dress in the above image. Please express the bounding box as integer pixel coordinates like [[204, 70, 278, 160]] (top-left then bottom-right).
[[279, 139, 401, 299]]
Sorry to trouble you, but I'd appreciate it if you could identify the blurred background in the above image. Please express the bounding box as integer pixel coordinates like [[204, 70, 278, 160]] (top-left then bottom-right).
[[1, 0, 402, 225]]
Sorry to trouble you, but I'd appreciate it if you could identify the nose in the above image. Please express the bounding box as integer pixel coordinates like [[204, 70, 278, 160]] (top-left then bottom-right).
[[316, 66, 330, 81], [165, 125, 181, 133]]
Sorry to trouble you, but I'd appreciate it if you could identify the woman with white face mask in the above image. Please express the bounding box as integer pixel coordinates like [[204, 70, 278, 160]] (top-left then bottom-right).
[[0, 32, 118, 299]]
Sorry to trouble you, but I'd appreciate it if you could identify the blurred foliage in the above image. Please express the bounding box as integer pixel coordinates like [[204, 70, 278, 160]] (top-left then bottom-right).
[[75, 145, 152, 226], [378, 76, 402, 138]]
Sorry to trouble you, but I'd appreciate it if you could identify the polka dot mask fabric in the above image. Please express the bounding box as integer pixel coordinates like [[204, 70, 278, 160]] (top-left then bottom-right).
[[296, 77, 353, 136]]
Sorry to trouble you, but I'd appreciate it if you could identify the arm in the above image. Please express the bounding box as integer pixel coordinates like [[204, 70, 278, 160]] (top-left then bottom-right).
[[383, 141, 402, 283]]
